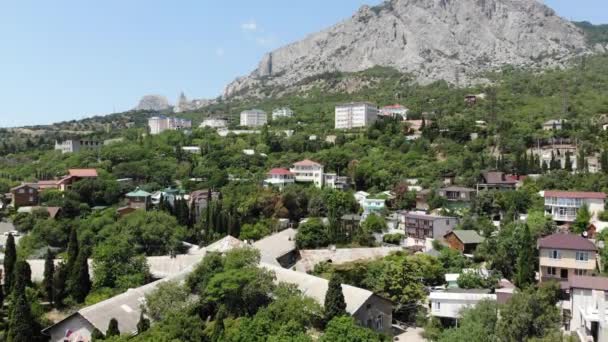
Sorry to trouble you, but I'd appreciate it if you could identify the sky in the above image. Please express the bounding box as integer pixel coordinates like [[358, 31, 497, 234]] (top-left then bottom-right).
[[0, 0, 606, 127]]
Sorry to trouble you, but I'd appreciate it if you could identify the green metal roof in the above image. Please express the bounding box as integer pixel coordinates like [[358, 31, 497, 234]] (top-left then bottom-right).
[[126, 188, 151, 197]]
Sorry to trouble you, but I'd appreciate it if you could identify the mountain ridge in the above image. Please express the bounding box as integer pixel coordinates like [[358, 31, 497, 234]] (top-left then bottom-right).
[[223, 0, 589, 99]]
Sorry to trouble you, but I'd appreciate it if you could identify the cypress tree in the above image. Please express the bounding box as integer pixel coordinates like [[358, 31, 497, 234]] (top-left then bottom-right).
[[12, 261, 31, 295], [66, 227, 79, 272], [6, 292, 34, 342], [52, 262, 68, 307], [43, 249, 55, 304], [324, 274, 347, 323], [3, 234, 16, 293], [564, 151, 573, 171], [515, 224, 535, 289], [68, 246, 91, 303], [137, 312, 150, 334], [106, 318, 120, 337]]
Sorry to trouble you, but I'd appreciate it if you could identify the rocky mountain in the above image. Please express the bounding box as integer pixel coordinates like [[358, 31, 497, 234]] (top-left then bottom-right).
[[135, 95, 171, 111], [224, 0, 589, 98]]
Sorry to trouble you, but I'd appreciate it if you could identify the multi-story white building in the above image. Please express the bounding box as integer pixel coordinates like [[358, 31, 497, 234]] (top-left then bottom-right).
[[272, 107, 294, 120], [379, 104, 408, 120], [199, 117, 228, 129], [148, 116, 192, 135], [542, 190, 606, 222], [240, 109, 267, 127], [290, 159, 325, 188], [54, 139, 103, 154], [566, 276, 608, 342], [335, 102, 378, 129], [264, 168, 295, 189]]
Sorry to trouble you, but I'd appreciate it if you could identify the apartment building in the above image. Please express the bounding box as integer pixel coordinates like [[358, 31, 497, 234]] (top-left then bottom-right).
[[398, 211, 460, 240], [240, 109, 267, 127], [542, 190, 606, 222], [566, 276, 608, 342], [289, 159, 325, 188], [264, 168, 295, 189], [438, 186, 476, 202], [54, 139, 103, 154], [538, 233, 597, 284], [148, 116, 192, 135], [335, 102, 378, 129], [272, 107, 294, 120]]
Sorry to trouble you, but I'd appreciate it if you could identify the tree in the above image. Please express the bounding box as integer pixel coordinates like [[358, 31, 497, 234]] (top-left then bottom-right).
[[324, 274, 347, 323], [43, 249, 55, 304], [186, 252, 224, 293], [106, 318, 120, 337], [92, 236, 151, 291], [91, 328, 104, 341], [320, 316, 384, 342], [137, 312, 150, 334], [4, 233, 16, 293], [438, 300, 498, 342], [361, 214, 387, 233], [66, 227, 79, 271], [573, 204, 591, 234], [12, 261, 32, 295], [6, 292, 35, 342], [515, 224, 536, 288], [68, 245, 91, 303], [564, 151, 572, 171], [295, 218, 329, 249], [53, 262, 68, 307], [144, 281, 190, 321]]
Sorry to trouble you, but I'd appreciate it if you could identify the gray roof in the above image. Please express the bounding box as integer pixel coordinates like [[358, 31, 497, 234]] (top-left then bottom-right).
[[252, 228, 297, 265], [448, 230, 485, 244], [295, 247, 402, 273]]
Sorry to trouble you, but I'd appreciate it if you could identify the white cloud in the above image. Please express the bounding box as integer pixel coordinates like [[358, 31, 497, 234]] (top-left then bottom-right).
[[215, 48, 225, 57], [241, 20, 258, 32]]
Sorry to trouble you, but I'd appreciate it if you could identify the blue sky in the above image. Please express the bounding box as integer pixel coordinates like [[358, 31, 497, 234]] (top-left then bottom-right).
[[0, 0, 606, 127]]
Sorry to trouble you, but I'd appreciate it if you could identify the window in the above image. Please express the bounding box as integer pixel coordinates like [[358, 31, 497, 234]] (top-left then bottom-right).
[[575, 269, 587, 276], [376, 315, 383, 329], [434, 302, 441, 310], [547, 267, 557, 276], [550, 250, 561, 259], [576, 251, 589, 262]]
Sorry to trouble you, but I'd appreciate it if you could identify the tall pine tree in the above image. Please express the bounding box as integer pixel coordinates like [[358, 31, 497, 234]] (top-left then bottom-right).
[[514, 224, 535, 288], [137, 312, 150, 334], [3, 234, 16, 294], [7, 260, 37, 342], [52, 262, 68, 307], [66, 227, 79, 272], [43, 249, 55, 304], [68, 245, 91, 303], [324, 274, 347, 323]]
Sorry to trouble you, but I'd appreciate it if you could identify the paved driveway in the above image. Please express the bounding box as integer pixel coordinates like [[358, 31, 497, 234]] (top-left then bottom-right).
[[394, 327, 426, 342]]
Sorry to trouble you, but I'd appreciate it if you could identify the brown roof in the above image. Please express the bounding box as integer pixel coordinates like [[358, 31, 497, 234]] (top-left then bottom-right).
[[293, 159, 321, 167], [537, 233, 597, 251], [481, 171, 517, 184], [544, 190, 606, 200], [569, 276, 608, 291], [46, 207, 62, 219], [68, 169, 98, 178], [10, 183, 39, 191]]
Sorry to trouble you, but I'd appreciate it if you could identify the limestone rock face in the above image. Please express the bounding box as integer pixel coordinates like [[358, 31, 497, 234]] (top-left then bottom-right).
[[135, 95, 170, 111], [224, 0, 588, 98]]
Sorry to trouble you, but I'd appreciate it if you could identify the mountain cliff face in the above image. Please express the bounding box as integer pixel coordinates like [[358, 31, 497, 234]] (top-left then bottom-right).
[[224, 0, 588, 98]]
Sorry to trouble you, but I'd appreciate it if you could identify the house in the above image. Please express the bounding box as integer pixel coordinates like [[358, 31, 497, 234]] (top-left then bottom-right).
[[444, 230, 485, 254], [354, 191, 370, 206], [189, 189, 220, 223], [199, 117, 228, 129], [325, 174, 350, 191], [543, 119, 567, 131], [10, 184, 39, 207], [565, 276, 608, 341], [54, 139, 103, 154], [125, 188, 152, 210], [148, 116, 192, 135], [538, 233, 597, 284], [361, 198, 386, 219], [57, 169, 99, 191], [476, 171, 518, 192], [17, 206, 61, 219], [438, 186, 476, 202], [272, 107, 294, 119], [415, 189, 431, 211], [379, 104, 408, 120], [264, 168, 295, 189], [240, 109, 267, 127], [543, 190, 606, 223], [290, 159, 325, 188], [429, 289, 496, 322], [335, 102, 378, 129], [400, 212, 460, 240]]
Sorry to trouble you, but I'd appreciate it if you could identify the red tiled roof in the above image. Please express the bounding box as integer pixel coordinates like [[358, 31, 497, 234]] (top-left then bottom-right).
[[68, 169, 98, 178], [293, 159, 321, 167], [569, 276, 608, 291], [268, 168, 293, 176], [538, 233, 597, 251], [543, 190, 606, 200]]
